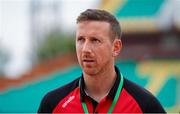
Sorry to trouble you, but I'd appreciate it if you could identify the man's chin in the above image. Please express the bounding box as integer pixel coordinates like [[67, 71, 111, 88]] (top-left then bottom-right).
[[83, 68, 98, 76]]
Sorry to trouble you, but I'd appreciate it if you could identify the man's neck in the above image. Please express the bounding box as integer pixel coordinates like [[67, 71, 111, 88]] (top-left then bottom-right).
[[83, 66, 116, 102]]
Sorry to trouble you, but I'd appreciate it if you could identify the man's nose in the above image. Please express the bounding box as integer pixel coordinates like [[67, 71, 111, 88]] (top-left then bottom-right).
[[82, 41, 92, 53]]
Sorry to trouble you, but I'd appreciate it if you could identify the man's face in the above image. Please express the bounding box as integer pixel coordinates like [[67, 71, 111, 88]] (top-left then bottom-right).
[[76, 21, 120, 75]]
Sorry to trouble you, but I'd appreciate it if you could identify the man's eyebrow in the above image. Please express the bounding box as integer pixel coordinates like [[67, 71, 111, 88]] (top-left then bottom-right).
[[77, 36, 84, 38], [90, 35, 103, 40]]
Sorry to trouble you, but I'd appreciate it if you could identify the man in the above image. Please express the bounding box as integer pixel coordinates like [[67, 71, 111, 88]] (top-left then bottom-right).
[[38, 9, 165, 113]]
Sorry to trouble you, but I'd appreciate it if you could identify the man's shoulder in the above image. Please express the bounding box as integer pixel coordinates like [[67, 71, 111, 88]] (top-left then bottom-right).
[[124, 78, 154, 98], [123, 78, 165, 112], [44, 77, 80, 100], [38, 77, 80, 113]]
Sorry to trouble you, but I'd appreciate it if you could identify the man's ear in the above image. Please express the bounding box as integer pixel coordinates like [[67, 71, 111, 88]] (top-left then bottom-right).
[[112, 39, 122, 57]]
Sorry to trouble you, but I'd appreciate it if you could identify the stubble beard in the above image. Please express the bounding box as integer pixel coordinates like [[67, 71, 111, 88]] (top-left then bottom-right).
[[82, 59, 112, 77]]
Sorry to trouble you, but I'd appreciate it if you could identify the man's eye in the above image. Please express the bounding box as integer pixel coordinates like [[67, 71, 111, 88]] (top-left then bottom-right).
[[77, 37, 84, 42], [92, 38, 100, 43]]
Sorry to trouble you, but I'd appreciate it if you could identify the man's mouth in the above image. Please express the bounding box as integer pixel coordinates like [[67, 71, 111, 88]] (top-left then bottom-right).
[[83, 59, 95, 62]]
